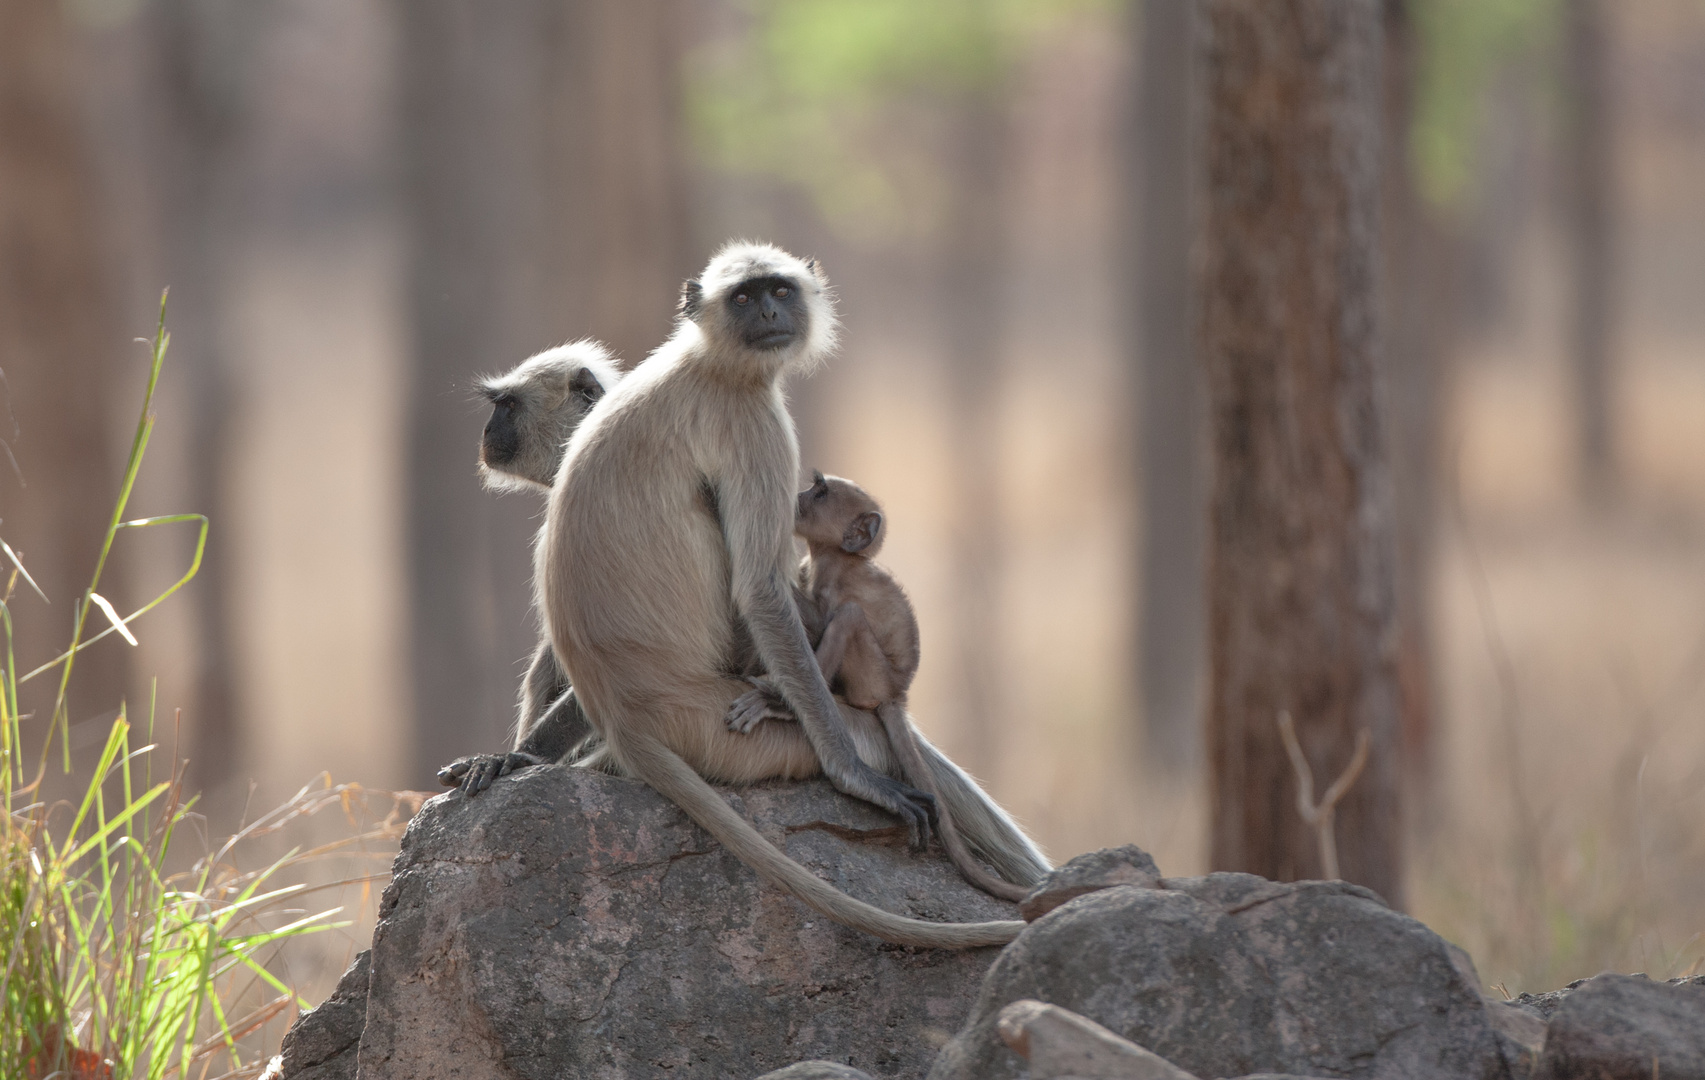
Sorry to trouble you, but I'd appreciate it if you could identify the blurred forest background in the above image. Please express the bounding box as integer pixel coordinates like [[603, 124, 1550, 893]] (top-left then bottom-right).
[[4, 0, 1705, 1008]]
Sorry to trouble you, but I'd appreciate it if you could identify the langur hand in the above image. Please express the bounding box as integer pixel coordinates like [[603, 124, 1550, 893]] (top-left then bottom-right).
[[725, 677, 797, 734], [436, 752, 546, 796]]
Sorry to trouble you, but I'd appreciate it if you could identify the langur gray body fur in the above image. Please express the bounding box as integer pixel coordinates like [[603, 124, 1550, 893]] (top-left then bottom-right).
[[727, 472, 1039, 901], [540, 242, 1036, 948], [439, 342, 621, 795]]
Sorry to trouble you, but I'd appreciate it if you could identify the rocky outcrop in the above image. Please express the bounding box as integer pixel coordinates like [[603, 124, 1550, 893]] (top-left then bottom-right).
[[346, 764, 1015, 1080], [928, 874, 1509, 1080], [1533, 974, 1705, 1080], [277, 949, 369, 1080], [1017, 845, 1160, 923], [274, 769, 1698, 1080], [994, 999, 1196, 1079]]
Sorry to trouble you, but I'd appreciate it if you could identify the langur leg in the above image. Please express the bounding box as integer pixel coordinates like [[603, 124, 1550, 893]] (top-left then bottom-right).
[[438, 640, 593, 795], [616, 673, 927, 845], [518, 636, 571, 741], [598, 673, 822, 785], [438, 688, 590, 796]]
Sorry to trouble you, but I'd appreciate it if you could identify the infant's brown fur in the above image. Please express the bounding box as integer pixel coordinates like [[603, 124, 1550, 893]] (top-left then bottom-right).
[[728, 472, 1032, 901]]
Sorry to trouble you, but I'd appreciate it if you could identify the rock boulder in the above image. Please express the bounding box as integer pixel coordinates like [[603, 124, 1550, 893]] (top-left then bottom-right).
[[276, 949, 368, 1080], [1534, 973, 1705, 1080], [928, 874, 1509, 1080], [340, 764, 1016, 1080]]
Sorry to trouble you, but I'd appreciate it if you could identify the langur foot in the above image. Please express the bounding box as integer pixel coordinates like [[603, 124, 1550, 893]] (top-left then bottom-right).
[[725, 678, 796, 733], [437, 751, 546, 796], [835, 767, 937, 852]]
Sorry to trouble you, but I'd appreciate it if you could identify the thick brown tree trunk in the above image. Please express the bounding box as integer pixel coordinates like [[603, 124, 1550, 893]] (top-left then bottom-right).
[[1379, 0, 1456, 791], [1562, 0, 1615, 502], [1132, 0, 1205, 770], [0, 0, 129, 734], [554, 0, 692, 365], [1200, 0, 1404, 907], [399, 0, 688, 783]]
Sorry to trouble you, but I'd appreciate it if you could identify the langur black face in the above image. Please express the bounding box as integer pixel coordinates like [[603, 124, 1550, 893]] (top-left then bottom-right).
[[477, 363, 610, 489], [481, 390, 523, 469], [727, 274, 807, 351]]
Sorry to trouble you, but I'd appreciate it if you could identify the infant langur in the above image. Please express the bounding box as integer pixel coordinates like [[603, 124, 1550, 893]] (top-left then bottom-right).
[[437, 341, 620, 796], [726, 472, 1030, 902]]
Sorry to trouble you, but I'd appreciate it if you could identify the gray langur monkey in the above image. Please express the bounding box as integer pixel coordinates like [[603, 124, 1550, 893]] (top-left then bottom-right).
[[540, 242, 1035, 948], [443, 370, 1048, 902], [475, 340, 624, 494], [438, 341, 622, 796], [725, 472, 1034, 902]]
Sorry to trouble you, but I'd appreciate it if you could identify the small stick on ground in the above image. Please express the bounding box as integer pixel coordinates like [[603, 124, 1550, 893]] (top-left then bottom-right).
[[1276, 710, 1371, 880]]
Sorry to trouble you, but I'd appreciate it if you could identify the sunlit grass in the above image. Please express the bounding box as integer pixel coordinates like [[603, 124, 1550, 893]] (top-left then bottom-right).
[[0, 296, 419, 1079]]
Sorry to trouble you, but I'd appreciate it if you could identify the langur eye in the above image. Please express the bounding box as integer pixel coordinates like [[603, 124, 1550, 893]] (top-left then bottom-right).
[[734, 292, 749, 305], [774, 286, 790, 298]]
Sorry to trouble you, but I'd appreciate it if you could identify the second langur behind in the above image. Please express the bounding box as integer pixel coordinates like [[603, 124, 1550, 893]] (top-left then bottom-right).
[[438, 341, 622, 796]]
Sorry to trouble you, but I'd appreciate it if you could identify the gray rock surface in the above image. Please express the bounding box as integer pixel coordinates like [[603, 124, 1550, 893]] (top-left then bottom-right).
[[1510, 972, 1705, 1022], [1534, 973, 1705, 1080], [1508, 979, 1590, 1021], [1444, 942, 1545, 1080], [928, 875, 1508, 1080], [1485, 1002, 1545, 1080], [1018, 844, 1161, 922], [277, 949, 368, 1080], [996, 999, 1195, 1079], [349, 764, 1016, 1080]]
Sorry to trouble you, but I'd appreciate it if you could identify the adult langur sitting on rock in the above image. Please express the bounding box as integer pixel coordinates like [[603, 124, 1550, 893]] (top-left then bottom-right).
[[443, 348, 1047, 906], [539, 241, 1043, 948]]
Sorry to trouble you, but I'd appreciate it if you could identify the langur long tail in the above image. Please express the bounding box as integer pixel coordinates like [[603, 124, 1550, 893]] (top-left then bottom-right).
[[622, 728, 1025, 949], [876, 704, 1033, 902], [908, 727, 1052, 889]]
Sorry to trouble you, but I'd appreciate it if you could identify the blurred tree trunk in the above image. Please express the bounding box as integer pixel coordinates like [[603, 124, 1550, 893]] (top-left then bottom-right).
[[143, 0, 263, 791], [1132, 0, 1205, 770], [939, 91, 1010, 780], [399, 0, 688, 784], [1562, 0, 1615, 502], [1379, 0, 1457, 792], [555, 1, 693, 365], [1200, 0, 1404, 907], [0, 0, 129, 732]]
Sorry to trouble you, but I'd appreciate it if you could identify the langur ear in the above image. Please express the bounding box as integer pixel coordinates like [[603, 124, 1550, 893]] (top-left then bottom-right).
[[569, 366, 605, 403], [841, 511, 882, 554], [679, 280, 704, 320], [804, 258, 823, 283]]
